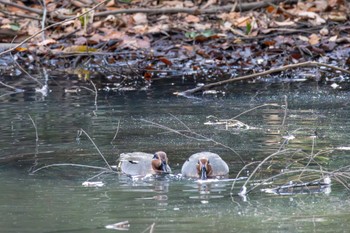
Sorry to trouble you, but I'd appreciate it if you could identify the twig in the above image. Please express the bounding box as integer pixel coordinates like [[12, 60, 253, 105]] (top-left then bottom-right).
[[30, 163, 111, 174], [246, 168, 335, 194], [240, 148, 295, 191], [230, 103, 281, 120], [86, 170, 110, 181], [111, 120, 121, 145], [176, 61, 350, 96], [90, 80, 98, 113], [0, 0, 110, 57], [0, 80, 23, 92], [0, 0, 43, 15], [10, 44, 44, 87], [141, 116, 245, 164], [141, 223, 156, 233], [40, 0, 47, 41], [94, 0, 298, 17], [78, 128, 112, 170], [281, 95, 288, 130], [28, 114, 39, 142]]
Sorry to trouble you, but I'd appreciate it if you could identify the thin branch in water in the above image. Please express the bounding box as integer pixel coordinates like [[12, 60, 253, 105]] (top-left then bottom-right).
[[141, 223, 156, 233], [176, 61, 350, 96], [10, 51, 44, 87], [140, 116, 245, 164], [230, 103, 281, 120], [78, 128, 112, 170], [0, 81, 24, 92], [281, 95, 288, 130], [90, 80, 98, 113], [246, 168, 335, 194], [111, 119, 121, 145], [30, 163, 112, 174], [240, 148, 296, 191], [86, 170, 111, 182], [28, 114, 39, 142]]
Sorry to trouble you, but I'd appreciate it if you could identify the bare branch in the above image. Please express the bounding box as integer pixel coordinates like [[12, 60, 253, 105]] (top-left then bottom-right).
[[176, 61, 350, 96]]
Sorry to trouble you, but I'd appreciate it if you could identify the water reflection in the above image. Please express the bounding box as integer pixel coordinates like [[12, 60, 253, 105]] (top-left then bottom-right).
[[119, 175, 170, 210], [2, 79, 350, 232]]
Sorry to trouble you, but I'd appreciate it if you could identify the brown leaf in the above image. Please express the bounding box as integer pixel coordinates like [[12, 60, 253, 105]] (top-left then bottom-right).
[[185, 15, 200, 23], [133, 13, 148, 25], [263, 40, 276, 46], [38, 38, 57, 46], [328, 11, 347, 21], [309, 34, 320, 45], [158, 57, 172, 66]]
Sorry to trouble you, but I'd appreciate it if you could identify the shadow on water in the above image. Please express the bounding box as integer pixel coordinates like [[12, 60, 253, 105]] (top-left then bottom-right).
[[1, 74, 350, 232]]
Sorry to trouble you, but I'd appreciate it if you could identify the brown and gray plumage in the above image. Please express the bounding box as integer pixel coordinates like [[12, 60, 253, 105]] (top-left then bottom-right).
[[181, 152, 229, 180], [118, 151, 171, 176]]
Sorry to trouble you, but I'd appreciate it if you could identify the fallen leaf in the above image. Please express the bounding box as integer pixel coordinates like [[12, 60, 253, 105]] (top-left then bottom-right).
[[133, 13, 148, 25], [309, 33, 320, 45], [328, 11, 347, 21], [63, 45, 97, 53], [298, 35, 309, 42], [158, 57, 173, 66], [185, 15, 200, 23], [319, 27, 329, 36], [38, 38, 57, 46], [297, 11, 326, 25]]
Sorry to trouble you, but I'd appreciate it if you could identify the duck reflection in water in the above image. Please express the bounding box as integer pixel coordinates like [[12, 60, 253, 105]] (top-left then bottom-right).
[[118, 151, 171, 177], [181, 152, 229, 180]]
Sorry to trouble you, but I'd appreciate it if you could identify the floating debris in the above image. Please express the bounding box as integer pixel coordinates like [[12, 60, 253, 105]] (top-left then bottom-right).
[[335, 146, 350, 150], [82, 181, 105, 187], [261, 177, 331, 195], [105, 220, 130, 231], [204, 115, 252, 130], [282, 134, 295, 140], [330, 83, 340, 89]]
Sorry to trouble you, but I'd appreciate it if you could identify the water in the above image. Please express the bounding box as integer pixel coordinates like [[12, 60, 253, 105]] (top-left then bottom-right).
[[1, 76, 350, 232]]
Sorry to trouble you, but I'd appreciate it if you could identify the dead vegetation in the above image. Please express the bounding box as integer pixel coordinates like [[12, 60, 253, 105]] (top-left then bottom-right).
[[0, 0, 349, 92]]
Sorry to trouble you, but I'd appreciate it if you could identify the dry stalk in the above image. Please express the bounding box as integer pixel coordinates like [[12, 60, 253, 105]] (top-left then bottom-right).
[[141, 114, 245, 164], [31, 163, 111, 174], [77, 128, 112, 170], [176, 61, 350, 96], [28, 114, 39, 142], [111, 119, 121, 145], [238, 148, 296, 192]]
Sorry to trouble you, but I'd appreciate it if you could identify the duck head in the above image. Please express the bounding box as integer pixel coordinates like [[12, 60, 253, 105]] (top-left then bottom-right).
[[152, 151, 169, 173], [196, 158, 212, 180]]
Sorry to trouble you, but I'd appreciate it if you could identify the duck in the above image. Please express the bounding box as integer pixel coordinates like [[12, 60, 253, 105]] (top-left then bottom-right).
[[181, 152, 229, 180], [118, 151, 171, 176]]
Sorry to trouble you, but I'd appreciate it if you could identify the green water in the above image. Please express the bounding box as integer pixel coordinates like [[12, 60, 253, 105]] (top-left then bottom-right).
[[1, 77, 350, 232]]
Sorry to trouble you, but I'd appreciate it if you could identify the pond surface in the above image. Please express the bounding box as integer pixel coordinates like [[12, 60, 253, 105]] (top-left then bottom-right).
[[1, 75, 350, 233]]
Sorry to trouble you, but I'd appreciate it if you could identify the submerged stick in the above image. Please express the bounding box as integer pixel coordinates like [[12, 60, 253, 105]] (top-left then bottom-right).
[[78, 128, 112, 170], [176, 61, 350, 96], [31, 163, 112, 174], [28, 114, 39, 142], [141, 115, 245, 164]]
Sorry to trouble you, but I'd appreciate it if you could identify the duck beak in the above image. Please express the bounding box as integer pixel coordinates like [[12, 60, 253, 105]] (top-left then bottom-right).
[[161, 160, 168, 173], [200, 165, 207, 180]]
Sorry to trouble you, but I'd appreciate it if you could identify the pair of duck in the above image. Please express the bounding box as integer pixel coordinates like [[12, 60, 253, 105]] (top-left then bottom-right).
[[118, 151, 229, 180]]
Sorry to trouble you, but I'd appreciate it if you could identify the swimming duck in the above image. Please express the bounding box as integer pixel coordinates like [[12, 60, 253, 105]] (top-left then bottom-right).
[[118, 151, 171, 176], [181, 152, 229, 180]]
